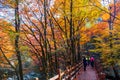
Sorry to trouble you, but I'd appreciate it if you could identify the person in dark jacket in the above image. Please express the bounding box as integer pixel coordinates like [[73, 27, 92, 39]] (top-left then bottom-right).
[[83, 57, 87, 71]]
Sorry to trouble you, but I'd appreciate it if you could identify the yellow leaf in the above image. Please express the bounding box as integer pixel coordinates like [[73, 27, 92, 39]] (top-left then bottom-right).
[[102, 13, 110, 20]]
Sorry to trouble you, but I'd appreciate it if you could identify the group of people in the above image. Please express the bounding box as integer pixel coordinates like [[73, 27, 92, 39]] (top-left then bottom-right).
[[83, 56, 95, 71]]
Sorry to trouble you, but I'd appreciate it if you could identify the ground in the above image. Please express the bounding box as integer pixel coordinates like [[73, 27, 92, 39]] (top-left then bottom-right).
[[74, 66, 98, 80]]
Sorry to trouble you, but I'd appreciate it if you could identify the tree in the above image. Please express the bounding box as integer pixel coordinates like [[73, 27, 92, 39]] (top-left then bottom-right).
[[89, 0, 120, 79], [0, 0, 23, 79]]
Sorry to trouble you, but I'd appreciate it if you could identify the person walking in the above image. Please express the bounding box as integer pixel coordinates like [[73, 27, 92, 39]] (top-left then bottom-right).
[[90, 56, 95, 68], [83, 57, 87, 71], [86, 56, 90, 66]]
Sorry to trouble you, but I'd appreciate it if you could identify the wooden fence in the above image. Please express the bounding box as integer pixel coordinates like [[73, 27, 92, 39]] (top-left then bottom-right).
[[49, 62, 83, 80]]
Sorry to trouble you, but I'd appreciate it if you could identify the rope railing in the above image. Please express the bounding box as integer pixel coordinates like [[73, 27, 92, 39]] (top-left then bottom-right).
[[49, 62, 83, 80]]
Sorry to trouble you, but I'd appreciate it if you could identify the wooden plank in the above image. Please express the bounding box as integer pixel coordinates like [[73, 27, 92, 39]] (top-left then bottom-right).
[[49, 72, 65, 80]]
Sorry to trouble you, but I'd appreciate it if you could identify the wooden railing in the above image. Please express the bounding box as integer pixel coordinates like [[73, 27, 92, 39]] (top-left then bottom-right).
[[49, 62, 83, 80]]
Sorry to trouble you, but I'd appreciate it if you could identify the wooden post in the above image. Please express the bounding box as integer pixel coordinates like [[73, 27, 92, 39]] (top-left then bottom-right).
[[58, 69, 61, 80]]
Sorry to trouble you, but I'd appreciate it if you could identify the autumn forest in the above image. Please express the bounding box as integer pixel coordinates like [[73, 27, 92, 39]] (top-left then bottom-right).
[[0, 0, 120, 80]]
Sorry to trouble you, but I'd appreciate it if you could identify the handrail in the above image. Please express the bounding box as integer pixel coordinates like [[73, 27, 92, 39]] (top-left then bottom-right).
[[49, 62, 83, 80], [63, 62, 83, 80], [49, 72, 65, 80]]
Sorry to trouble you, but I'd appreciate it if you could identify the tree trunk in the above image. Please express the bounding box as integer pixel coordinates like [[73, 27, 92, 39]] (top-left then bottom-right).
[[49, 19, 58, 72], [77, 33, 81, 61], [44, 0, 49, 79], [15, 0, 23, 80], [69, 0, 76, 65], [70, 0, 73, 65]]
